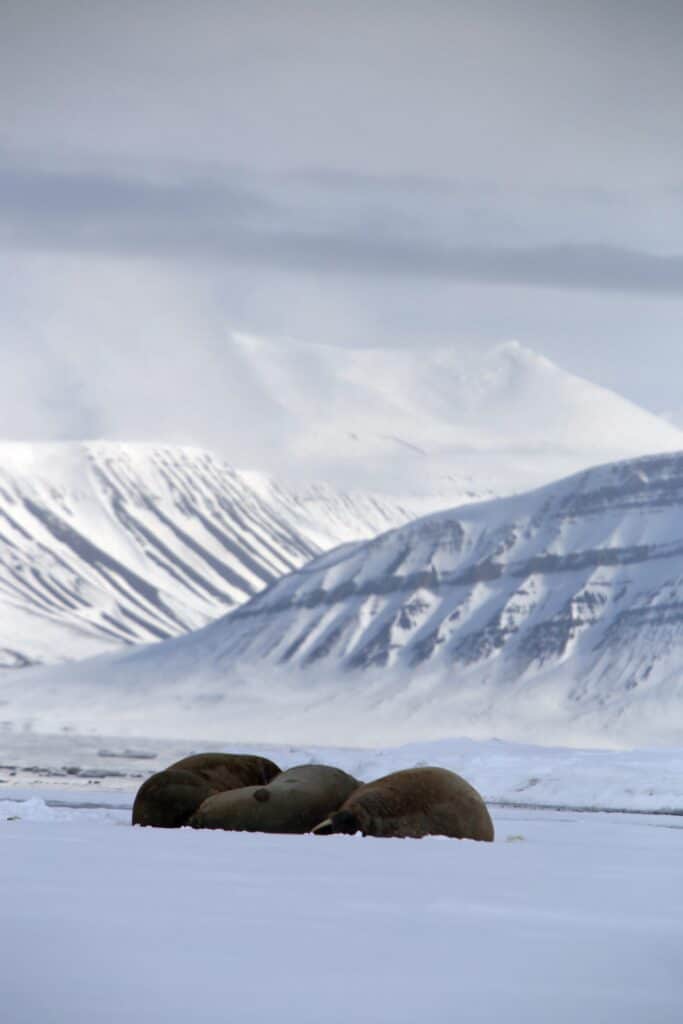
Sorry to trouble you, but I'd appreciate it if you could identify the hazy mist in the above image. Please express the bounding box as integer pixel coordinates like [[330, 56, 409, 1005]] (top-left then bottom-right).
[[1, 0, 682, 454]]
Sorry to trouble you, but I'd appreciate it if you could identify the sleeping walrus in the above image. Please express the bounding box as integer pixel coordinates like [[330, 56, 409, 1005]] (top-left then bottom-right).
[[190, 764, 359, 834], [312, 766, 494, 842], [132, 752, 281, 828]]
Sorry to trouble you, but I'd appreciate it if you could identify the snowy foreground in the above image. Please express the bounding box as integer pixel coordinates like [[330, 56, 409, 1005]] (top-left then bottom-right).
[[1, 733, 682, 1022], [2, 792, 682, 1024]]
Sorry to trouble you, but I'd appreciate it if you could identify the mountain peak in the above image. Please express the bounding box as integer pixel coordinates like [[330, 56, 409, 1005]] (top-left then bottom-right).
[[227, 333, 683, 496]]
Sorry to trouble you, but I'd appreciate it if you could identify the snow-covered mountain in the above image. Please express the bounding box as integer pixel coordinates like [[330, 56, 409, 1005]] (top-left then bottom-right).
[[7, 449, 683, 748], [226, 334, 683, 496], [0, 442, 415, 666], [4, 337, 683, 682]]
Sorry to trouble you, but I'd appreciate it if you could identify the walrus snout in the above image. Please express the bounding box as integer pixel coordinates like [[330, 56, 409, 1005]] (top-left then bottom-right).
[[312, 810, 360, 836]]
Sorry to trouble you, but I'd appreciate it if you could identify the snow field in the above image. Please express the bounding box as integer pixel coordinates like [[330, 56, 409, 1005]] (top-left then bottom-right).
[[1, 804, 681, 1023]]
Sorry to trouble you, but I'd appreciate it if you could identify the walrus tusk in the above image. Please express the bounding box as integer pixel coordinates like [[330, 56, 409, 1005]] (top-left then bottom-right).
[[311, 818, 334, 835]]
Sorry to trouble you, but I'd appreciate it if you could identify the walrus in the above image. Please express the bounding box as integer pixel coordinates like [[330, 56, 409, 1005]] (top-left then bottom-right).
[[132, 752, 281, 828], [189, 764, 359, 834], [312, 766, 494, 842]]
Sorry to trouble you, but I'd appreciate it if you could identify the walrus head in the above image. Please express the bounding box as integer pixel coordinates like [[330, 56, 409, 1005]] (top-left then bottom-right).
[[312, 809, 362, 836], [132, 768, 213, 828]]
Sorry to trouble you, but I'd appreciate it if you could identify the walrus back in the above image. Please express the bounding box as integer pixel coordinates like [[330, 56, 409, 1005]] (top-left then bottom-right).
[[167, 752, 280, 791], [190, 764, 359, 834], [314, 766, 494, 842], [132, 753, 281, 828]]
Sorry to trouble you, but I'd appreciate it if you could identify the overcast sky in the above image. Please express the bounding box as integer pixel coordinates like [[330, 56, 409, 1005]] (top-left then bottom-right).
[[1, 0, 682, 453]]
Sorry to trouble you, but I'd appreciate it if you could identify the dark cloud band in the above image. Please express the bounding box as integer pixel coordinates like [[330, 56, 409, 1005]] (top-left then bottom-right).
[[2, 164, 682, 296]]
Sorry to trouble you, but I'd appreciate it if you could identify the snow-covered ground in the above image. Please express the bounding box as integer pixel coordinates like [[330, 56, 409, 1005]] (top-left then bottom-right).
[[2, 797, 681, 1023], [2, 733, 681, 1022]]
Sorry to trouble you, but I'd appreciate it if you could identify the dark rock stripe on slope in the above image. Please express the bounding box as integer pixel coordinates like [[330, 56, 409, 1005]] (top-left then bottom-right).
[[189, 451, 683, 701]]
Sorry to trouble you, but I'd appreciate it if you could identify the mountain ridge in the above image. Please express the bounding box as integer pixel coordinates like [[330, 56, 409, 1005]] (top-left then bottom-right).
[[3, 335, 683, 676], [0, 441, 415, 666], [6, 447, 683, 748]]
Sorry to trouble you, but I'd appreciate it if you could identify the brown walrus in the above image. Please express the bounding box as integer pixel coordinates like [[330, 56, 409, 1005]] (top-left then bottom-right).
[[132, 752, 281, 828], [190, 764, 359, 834], [312, 766, 494, 842]]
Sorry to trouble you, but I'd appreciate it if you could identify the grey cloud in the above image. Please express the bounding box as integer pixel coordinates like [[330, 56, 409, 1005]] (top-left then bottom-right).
[[1, 1, 682, 188], [2, 164, 682, 296], [0, 164, 272, 237], [278, 238, 683, 297]]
